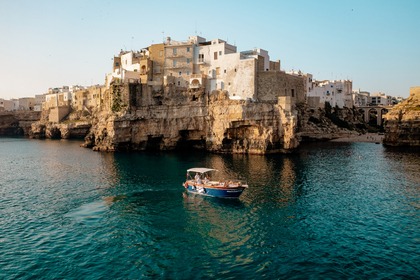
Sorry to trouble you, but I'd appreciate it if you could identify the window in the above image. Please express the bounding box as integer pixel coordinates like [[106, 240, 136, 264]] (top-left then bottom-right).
[[291, 89, 295, 97], [187, 58, 190, 64], [173, 60, 177, 67], [224, 69, 226, 73], [199, 54, 204, 63], [219, 51, 222, 56], [214, 52, 218, 60], [173, 48, 177, 55], [177, 81, 181, 86], [187, 71, 190, 75], [187, 47, 190, 52], [179, 71, 182, 76]]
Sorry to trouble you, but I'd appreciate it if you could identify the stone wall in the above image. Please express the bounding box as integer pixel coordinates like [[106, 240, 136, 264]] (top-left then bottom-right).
[[49, 106, 71, 123], [256, 71, 305, 103]]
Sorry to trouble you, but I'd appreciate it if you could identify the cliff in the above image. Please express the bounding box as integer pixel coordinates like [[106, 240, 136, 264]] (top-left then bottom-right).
[[296, 103, 367, 142], [0, 111, 41, 136], [383, 87, 420, 146], [82, 89, 299, 154], [27, 105, 92, 139], [29, 121, 92, 139]]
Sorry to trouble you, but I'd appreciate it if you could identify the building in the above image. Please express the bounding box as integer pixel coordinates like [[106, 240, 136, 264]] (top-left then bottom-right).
[[307, 79, 353, 108], [72, 85, 105, 112], [369, 92, 390, 106], [44, 91, 72, 110], [18, 97, 36, 110], [0, 98, 14, 111], [34, 94, 46, 111], [287, 70, 313, 101], [163, 36, 195, 89], [104, 35, 298, 101], [352, 90, 370, 107]]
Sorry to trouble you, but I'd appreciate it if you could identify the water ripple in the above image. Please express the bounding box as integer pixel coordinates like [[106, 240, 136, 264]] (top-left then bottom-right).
[[0, 139, 419, 278]]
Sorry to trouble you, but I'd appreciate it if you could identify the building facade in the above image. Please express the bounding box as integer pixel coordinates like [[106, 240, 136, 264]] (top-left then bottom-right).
[[307, 79, 353, 108], [104, 35, 298, 101]]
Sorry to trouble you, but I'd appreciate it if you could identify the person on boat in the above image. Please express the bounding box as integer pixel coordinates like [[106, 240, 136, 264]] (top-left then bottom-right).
[[204, 175, 209, 184], [195, 173, 202, 184]]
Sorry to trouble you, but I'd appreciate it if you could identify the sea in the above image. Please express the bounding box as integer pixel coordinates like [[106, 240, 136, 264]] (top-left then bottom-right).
[[0, 137, 419, 279]]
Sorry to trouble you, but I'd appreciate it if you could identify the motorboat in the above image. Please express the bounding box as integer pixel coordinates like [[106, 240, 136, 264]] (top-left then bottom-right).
[[183, 167, 247, 198]]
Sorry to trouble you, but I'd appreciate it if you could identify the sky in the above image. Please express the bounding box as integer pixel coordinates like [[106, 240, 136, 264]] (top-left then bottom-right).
[[0, 0, 419, 99]]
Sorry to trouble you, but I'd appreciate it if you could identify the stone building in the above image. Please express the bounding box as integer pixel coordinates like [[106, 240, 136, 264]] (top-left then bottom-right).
[[18, 97, 36, 110], [105, 35, 305, 104]]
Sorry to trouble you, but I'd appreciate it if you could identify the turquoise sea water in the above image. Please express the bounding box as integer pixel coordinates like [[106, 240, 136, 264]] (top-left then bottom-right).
[[0, 137, 419, 279]]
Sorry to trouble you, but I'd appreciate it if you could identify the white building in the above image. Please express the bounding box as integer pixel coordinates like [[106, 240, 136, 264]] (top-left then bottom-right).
[[105, 35, 283, 100], [369, 92, 390, 106], [194, 38, 268, 99], [352, 90, 370, 107], [307, 79, 353, 108], [105, 50, 146, 88], [195, 38, 244, 97]]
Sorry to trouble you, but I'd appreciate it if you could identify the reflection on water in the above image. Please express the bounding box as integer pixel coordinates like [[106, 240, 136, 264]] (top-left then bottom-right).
[[1, 138, 419, 279]]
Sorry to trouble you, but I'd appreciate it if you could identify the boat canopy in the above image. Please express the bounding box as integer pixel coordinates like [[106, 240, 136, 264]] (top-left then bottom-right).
[[187, 168, 218, 174]]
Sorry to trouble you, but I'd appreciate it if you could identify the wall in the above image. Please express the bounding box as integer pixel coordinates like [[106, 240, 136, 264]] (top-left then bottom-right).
[[257, 71, 305, 103], [148, 43, 165, 88], [164, 42, 194, 88], [49, 106, 71, 123]]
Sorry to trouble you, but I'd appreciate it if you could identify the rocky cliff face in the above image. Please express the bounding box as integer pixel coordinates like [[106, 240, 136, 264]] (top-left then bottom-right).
[[296, 103, 367, 141], [29, 121, 91, 139], [383, 88, 420, 146], [82, 90, 299, 154], [0, 111, 41, 136], [29, 109, 92, 139]]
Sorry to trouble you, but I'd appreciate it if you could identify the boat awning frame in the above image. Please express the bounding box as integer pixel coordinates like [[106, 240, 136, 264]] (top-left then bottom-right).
[[187, 168, 218, 174]]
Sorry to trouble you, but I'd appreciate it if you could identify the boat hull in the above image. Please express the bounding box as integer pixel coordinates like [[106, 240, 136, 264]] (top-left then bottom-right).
[[184, 183, 246, 198]]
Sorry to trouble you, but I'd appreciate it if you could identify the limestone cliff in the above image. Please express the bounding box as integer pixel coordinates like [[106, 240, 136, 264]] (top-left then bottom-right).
[[29, 109, 92, 139], [83, 89, 299, 154], [383, 87, 420, 146], [296, 103, 367, 141], [30, 121, 91, 139], [0, 111, 41, 136]]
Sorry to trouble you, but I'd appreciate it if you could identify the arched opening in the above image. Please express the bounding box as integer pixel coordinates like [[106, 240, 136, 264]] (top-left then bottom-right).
[[368, 109, 378, 126], [140, 65, 147, 75], [190, 78, 201, 89]]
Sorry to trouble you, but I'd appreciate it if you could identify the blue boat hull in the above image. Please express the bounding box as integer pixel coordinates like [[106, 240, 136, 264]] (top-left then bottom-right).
[[185, 184, 245, 198]]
